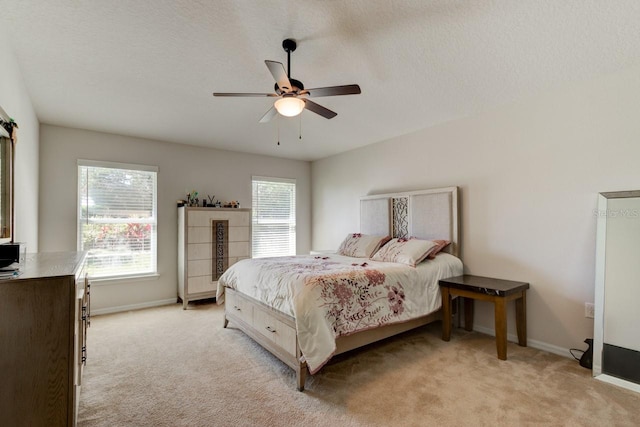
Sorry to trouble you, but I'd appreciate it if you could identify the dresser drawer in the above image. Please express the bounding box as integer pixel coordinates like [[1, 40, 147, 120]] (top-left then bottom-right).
[[188, 276, 217, 294], [226, 290, 253, 325], [187, 259, 212, 277], [188, 210, 250, 227], [252, 306, 297, 357]]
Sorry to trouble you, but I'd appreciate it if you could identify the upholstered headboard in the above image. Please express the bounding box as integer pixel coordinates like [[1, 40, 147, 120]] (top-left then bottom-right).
[[360, 187, 460, 257]]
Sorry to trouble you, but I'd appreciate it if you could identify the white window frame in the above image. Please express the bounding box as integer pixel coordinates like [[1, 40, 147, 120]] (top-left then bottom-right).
[[251, 176, 297, 258], [77, 159, 158, 280]]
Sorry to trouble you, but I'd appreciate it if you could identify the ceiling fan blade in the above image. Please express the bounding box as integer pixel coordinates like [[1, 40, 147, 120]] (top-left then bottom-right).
[[213, 92, 278, 97], [265, 60, 293, 93], [259, 106, 278, 123], [300, 84, 361, 97], [303, 99, 337, 119]]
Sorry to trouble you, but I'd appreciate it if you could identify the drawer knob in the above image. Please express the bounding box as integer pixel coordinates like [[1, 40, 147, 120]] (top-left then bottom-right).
[[265, 326, 276, 333], [234, 305, 241, 311]]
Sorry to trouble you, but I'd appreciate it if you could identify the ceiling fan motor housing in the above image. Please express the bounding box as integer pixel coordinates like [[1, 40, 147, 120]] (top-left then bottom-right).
[[275, 78, 304, 95]]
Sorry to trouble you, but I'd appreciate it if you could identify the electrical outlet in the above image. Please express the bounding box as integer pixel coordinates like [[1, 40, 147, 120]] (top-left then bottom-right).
[[585, 302, 595, 319]]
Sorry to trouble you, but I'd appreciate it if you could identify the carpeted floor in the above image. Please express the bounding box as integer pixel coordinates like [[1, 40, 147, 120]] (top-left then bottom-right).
[[78, 302, 639, 426]]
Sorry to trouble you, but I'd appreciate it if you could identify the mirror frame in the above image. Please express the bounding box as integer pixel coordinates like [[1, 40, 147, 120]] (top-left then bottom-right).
[[593, 190, 640, 393], [0, 105, 14, 244]]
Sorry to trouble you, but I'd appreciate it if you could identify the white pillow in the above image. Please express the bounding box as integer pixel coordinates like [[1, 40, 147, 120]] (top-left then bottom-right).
[[337, 233, 390, 258], [371, 238, 438, 267]]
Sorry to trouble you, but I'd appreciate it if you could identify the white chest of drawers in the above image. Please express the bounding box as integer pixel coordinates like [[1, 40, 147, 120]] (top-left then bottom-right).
[[178, 207, 251, 309]]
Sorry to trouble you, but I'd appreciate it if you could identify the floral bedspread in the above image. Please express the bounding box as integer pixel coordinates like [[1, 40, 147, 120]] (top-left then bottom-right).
[[217, 254, 461, 373]]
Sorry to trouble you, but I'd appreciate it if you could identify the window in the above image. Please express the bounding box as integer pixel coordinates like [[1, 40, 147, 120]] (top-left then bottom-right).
[[78, 160, 158, 278], [252, 176, 296, 258]]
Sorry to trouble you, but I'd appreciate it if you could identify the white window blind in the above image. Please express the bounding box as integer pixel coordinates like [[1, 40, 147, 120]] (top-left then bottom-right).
[[78, 160, 158, 278], [252, 177, 296, 258]]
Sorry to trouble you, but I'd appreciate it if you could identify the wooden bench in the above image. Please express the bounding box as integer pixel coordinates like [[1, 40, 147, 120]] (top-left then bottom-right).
[[439, 274, 529, 360]]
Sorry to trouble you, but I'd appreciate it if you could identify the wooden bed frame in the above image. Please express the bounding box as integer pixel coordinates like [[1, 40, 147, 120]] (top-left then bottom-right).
[[223, 186, 460, 391]]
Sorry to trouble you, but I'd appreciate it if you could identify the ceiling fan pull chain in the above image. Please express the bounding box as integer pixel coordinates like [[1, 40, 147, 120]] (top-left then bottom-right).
[[299, 114, 302, 140], [277, 116, 280, 146]]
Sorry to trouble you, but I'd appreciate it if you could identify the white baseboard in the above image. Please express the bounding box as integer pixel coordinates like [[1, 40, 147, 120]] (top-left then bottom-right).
[[91, 298, 177, 316], [596, 374, 640, 394], [472, 325, 572, 359]]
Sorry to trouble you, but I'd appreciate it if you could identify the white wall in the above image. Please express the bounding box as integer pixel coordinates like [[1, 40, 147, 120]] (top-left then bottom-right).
[[311, 63, 640, 355], [39, 125, 311, 312], [0, 38, 39, 250]]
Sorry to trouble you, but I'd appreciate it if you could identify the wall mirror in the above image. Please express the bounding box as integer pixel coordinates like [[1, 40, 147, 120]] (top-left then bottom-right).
[[594, 190, 640, 393], [0, 105, 14, 244]]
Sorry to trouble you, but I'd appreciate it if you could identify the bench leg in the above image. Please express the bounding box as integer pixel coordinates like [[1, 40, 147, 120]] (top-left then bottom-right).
[[441, 287, 452, 341], [515, 291, 527, 347], [464, 297, 474, 331], [296, 362, 307, 392], [494, 297, 507, 360]]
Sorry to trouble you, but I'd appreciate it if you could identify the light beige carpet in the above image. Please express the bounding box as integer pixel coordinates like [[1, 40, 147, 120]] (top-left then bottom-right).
[[78, 302, 639, 426]]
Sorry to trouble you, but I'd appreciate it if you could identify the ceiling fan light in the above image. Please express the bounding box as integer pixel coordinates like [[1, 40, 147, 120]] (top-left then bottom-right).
[[274, 97, 305, 117]]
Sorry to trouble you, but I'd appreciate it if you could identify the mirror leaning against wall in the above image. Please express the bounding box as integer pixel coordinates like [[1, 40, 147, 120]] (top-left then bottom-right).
[[594, 190, 640, 393], [0, 104, 15, 244]]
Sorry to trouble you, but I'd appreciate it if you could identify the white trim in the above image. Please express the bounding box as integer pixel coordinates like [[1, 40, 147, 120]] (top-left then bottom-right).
[[78, 158, 159, 173], [77, 161, 158, 277], [91, 298, 177, 316], [252, 175, 296, 184], [596, 374, 640, 394], [593, 193, 608, 375], [473, 325, 572, 359], [89, 273, 160, 286]]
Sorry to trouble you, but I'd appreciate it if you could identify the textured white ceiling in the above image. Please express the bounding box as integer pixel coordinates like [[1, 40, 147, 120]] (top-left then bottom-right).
[[1, 1, 640, 161]]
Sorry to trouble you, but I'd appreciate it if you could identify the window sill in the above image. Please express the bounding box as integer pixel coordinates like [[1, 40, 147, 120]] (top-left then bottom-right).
[[90, 273, 160, 286]]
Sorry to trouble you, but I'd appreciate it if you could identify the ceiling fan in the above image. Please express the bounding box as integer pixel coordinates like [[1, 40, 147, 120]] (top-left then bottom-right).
[[213, 39, 361, 123]]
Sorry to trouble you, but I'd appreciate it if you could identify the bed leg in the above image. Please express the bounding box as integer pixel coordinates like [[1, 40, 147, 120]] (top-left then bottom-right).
[[223, 315, 229, 328], [296, 362, 307, 392]]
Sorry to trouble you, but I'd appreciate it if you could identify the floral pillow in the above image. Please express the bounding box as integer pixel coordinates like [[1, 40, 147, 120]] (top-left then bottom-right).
[[426, 239, 451, 259], [371, 238, 438, 267], [337, 233, 391, 258]]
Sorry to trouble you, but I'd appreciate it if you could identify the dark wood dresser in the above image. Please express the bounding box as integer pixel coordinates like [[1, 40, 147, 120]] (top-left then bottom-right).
[[0, 252, 90, 426]]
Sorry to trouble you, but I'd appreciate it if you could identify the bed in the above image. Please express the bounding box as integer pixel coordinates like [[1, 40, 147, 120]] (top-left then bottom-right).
[[217, 186, 462, 390]]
